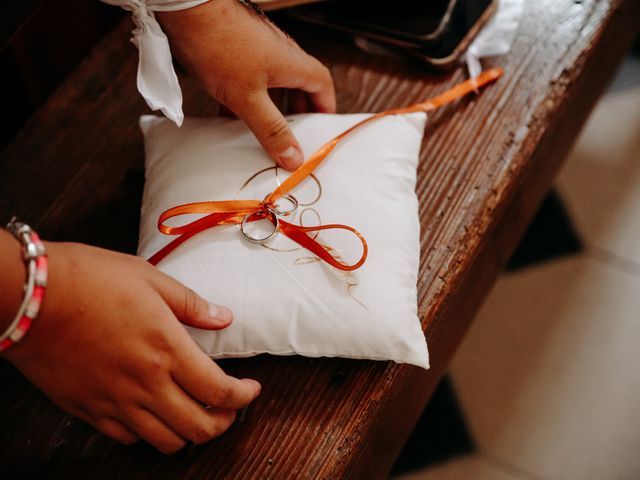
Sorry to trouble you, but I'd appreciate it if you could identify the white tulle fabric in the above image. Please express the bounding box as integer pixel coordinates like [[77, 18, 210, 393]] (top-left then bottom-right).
[[100, 0, 210, 126]]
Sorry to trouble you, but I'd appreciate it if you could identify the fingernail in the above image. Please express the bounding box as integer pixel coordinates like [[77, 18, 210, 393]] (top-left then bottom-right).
[[278, 146, 303, 170], [242, 378, 262, 397], [208, 303, 233, 324]]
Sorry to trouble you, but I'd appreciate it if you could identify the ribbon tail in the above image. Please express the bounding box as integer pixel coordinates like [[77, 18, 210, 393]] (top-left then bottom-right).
[[278, 220, 368, 272], [267, 68, 503, 203], [150, 209, 247, 265], [148, 228, 199, 265]]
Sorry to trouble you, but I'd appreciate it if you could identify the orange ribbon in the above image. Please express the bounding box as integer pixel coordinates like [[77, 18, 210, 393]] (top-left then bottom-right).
[[148, 68, 503, 270]]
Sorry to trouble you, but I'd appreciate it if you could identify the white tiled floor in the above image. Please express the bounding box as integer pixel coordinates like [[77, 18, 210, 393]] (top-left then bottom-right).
[[557, 86, 640, 265], [451, 256, 640, 480], [394, 454, 524, 480], [396, 60, 640, 479]]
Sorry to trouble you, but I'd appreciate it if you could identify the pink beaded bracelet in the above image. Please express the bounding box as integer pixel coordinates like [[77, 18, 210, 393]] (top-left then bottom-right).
[[0, 218, 48, 352]]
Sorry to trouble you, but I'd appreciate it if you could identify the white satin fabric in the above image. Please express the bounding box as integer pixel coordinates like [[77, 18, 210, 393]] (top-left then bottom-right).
[[101, 0, 210, 126]]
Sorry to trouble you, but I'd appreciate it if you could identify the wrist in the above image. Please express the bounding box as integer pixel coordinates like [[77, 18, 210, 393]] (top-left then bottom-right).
[[3, 241, 66, 367], [0, 229, 27, 335], [156, 0, 244, 49], [0, 222, 48, 359]]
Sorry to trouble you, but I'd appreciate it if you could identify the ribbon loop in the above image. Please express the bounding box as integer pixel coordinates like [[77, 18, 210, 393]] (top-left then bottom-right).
[[278, 220, 368, 272], [157, 199, 262, 235]]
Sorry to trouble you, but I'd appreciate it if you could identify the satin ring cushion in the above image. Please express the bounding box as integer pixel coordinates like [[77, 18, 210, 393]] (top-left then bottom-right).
[[137, 112, 429, 369]]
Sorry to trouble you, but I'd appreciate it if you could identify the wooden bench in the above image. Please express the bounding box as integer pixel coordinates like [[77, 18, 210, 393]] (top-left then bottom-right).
[[1, 1, 638, 478]]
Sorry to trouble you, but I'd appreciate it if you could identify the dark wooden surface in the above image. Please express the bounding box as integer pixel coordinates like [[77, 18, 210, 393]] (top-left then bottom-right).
[[1, 1, 639, 478], [0, 0, 122, 149]]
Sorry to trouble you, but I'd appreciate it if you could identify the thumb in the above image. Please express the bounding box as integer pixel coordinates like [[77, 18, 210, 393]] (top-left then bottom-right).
[[232, 90, 304, 171], [146, 268, 233, 330]]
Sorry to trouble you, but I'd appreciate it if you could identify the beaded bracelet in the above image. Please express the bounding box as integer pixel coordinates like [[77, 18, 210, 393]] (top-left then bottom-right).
[[0, 218, 48, 352]]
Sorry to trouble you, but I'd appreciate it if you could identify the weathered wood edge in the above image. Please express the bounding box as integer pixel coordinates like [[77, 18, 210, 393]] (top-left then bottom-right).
[[349, 1, 640, 478]]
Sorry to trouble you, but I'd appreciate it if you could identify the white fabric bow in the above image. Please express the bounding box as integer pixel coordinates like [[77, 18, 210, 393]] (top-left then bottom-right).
[[465, 0, 524, 79], [101, 0, 210, 126]]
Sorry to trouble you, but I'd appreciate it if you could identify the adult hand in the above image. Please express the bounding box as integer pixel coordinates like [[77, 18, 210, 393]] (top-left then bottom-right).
[[157, 0, 336, 170], [2, 241, 260, 453]]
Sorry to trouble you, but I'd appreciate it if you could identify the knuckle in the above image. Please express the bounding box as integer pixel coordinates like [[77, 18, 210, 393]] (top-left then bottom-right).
[[157, 438, 186, 455], [123, 251, 151, 272], [218, 83, 255, 111], [321, 65, 334, 85], [126, 350, 171, 386], [191, 422, 221, 445], [130, 253, 148, 266], [211, 384, 233, 406], [228, 409, 238, 423], [125, 361, 148, 385], [211, 82, 233, 108], [261, 117, 290, 145], [146, 352, 170, 377], [144, 327, 176, 356], [120, 436, 139, 446], [220, 409, 237, 427], [182, 287, 205, 319], [65, 400, 92, 420], [94, 418, 136, 445]]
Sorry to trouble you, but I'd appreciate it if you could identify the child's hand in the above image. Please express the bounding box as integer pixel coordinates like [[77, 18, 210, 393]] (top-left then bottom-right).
[[157, 0, 336, 170], [2, 241, 260, 453]]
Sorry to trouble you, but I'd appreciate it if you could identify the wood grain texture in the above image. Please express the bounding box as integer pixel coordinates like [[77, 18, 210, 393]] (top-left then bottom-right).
[[0, 0, 122, 149], [1, 1, 639, 478]]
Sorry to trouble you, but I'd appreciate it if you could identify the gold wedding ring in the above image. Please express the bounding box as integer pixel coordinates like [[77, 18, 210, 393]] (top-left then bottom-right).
[[266, 193, 299, 217], [241, 209, 279, 244]]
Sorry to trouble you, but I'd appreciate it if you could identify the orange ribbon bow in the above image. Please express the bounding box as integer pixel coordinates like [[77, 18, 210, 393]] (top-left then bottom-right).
[[148, 68, 504, 270]]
